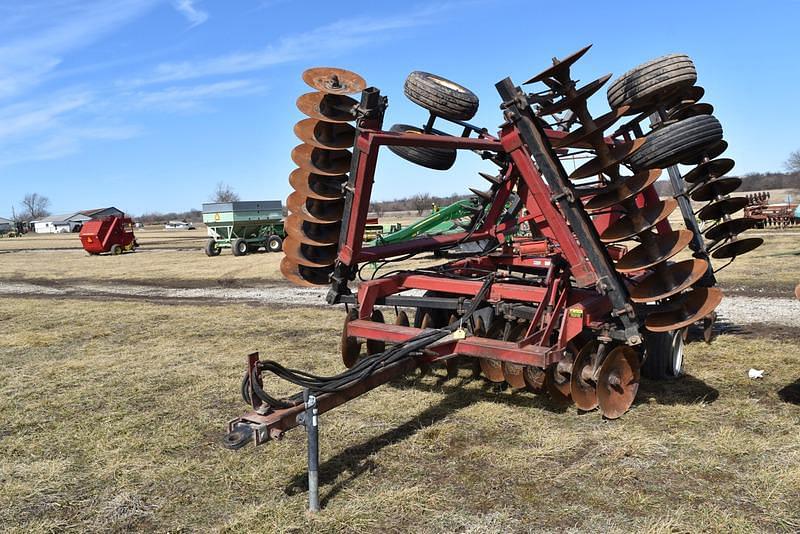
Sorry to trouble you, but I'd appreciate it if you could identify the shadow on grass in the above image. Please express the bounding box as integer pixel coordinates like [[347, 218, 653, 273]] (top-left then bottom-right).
[[283, 373, 568, 505], [637, 374, 719, 406], [778, 379, 800, 405]]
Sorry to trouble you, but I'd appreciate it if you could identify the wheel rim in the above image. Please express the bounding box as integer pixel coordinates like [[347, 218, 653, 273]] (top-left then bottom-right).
[[670, 330, 685, 377]]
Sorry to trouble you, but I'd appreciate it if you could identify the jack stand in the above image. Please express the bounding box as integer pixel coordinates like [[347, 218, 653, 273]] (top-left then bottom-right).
[[300, 388, 320, 513]]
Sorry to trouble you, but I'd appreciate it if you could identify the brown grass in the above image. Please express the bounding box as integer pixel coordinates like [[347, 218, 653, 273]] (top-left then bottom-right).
[[1, 295, 799, 532]]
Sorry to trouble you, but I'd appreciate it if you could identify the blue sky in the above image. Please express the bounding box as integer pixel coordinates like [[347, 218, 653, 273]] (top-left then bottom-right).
[[0, 0, 798, 217]]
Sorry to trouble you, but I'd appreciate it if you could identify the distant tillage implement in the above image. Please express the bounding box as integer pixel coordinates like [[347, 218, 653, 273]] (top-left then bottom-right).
[[223, 48, 762, 510]]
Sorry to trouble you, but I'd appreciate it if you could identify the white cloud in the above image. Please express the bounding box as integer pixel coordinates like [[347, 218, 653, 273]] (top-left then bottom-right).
[[126, 6, 446, 86], [123, 79, 264, 111], [172, 0, 208, 28]]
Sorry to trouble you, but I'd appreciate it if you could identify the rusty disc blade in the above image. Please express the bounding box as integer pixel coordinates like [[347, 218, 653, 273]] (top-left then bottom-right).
[[597, 346, 640, 419], [584, 169, 661, 211], [522, 366, 547, 394], [676, 85, 705, 104], [710, 237, 763, 259], [551, 106, 630, 149], [302, 67, 366, 95], [289, 168, 345, 201], [697, 197, 748, 221], [294, 118, 356, 149], [285, 213, 340, 246], [291, 143, 352, 176], [629, 259, 709, 303], [683, 158, 735, 184], [283, 236, 337, 268], [569, 138, 646, 180], [690, 176, 742, 202], [600, 198, 678, 243], [287, 191, 344, 224], [615, 230, 694, 273], [570, 340, 599, 411], [538, 73, 612, 116], [366, 309, 385, 355], [645, 287, 723, 333], [280, 256, 332, 287], [795, 283, 800, 301], [296, 92, 358, 123], [523, 44, 592, 84], [545, 357, 572, 403], [395, 310, 410, 327], [704, 217, 758, 242], [501, 323, 528, 389], [669, 102, 714, 121], [341, 308, 362, 368], [681, 140, 728, 166], [480, 319, 507, 383]]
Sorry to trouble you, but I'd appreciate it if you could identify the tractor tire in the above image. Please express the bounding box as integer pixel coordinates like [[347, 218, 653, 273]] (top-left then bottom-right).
[[607, 54, 697, 112], [629, 115, 723, 170], [232, 238, 248, 256], [110, 244, 122, 256], [403, 71, 479, 121], [387, 124, 457, 171], [267, 235, 284, 253], [641, 329, 685, 380], [205, 238, 221, 257]]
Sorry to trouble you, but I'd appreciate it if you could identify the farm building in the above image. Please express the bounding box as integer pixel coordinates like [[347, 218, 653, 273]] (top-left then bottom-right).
[[31, 207, 125, 234], [0, 216, 13, 233], [32, 212, 92, 233]]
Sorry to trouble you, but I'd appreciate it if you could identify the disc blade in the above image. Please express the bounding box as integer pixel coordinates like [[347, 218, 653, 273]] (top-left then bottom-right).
[[296, 92, 358, 123], [288, 168, 345, 201], [285, 213, 340, 246], [287, 191, 344, 224], [523, 44, 592, 84], [302, 67, 366, 94], [697, 197, 748, 221], [395, 310, 410, 327], [538, 73, 612, 116], [615, 230, 694, 273], [584, 169, 661, 211], [280, 256, 332, 286], [366, 309, 386, 355], [710, 237, 763, 259], [294, 118, 356, 149], [629, 259, 709, 303], [645, 287, 723, 333], [569, 138, 646, 180], [291, 144, 352, 176], [545, 356, 572, 403], [597, 346, 640, 419], [681, 140, 728, 166], [551, 106, 630, 149], [669, 102, 714, 121], [570, 341, 598, 411], [480, 319, 507, 383], [690, 176, 742, 202], [341, 308, 362, 368], [683, 158, 735, 183], [282, 236, 337, 268], [704, 217, 759, 242], [600, 198, 678, 242]]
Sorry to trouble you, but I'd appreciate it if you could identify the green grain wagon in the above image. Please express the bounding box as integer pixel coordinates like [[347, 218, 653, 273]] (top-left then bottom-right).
[[202, 201, 286, 257]]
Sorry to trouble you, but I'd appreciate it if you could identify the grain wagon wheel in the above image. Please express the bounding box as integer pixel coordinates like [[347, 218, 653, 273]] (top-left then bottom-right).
[[232, 238, 248, 256], [267, 235, 283, 253]]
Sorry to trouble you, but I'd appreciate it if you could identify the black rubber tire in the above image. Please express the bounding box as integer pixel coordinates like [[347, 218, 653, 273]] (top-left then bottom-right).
[[403, 71, 479, 121], [608, 54, 697, 112], [642, 329, 684, 380], [267, 235, 283, 253], [629, 115, 723, 170], [110, 244, 122, 256], [205, 238, 221, 257], [232, 238, 248, 256], [387, 124, 457, 171]]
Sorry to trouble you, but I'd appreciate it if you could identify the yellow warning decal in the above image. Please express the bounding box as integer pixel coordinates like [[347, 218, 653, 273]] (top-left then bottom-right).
[[568, 308, 583, 318]]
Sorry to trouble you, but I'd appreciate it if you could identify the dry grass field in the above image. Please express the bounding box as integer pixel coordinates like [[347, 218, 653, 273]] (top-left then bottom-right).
[[1, 225, 799, 532]]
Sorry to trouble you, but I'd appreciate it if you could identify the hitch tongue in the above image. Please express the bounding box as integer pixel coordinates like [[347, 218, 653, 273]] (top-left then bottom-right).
[[222, 422, 255, 450]]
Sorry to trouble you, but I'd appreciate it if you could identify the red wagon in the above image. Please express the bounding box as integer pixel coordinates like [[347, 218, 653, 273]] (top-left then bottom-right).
[[79, 216, 138, 255]]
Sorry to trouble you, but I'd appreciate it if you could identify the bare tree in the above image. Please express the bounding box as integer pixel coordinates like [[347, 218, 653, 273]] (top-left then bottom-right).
[[370, 201, 384, 218], [20, 193, 50, 220], [412, 193, 432, 216], [212, 182, 240, 202], [786, 149, 800, 173]]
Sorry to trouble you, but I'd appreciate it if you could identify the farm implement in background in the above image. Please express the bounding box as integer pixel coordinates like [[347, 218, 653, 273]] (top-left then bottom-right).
[[366, 198, 486, 247], [224, 47, 762, 511], [79, 216, 138, 255], [743, 191, 799, 228], [202, 201, 286, 257]]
